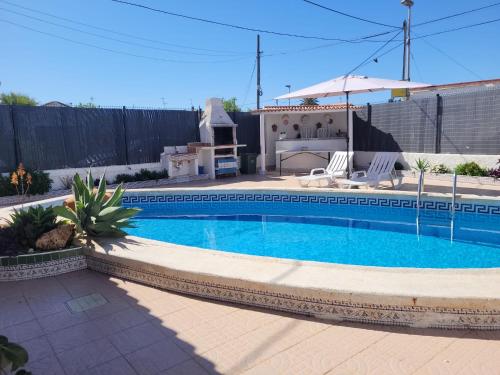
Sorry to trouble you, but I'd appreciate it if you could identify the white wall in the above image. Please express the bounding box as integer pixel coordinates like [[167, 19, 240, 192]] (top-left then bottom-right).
[[44, 162, 164, 190], [263, 111, 347, 169], [354, 151, 500, 170]]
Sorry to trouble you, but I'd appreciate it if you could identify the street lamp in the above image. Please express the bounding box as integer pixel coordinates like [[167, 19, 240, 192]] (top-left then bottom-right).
[[401, 0, 414, 82], [285, 85, 291, 106]]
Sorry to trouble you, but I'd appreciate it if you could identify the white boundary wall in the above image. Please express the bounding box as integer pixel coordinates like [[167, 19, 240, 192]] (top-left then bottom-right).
[[42, 162, 163, 190], [354, 152, 500, 170]]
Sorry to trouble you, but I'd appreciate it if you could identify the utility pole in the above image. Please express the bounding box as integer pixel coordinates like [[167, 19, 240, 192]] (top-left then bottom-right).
[[401, 0, 414, 81], [402, 20, 407, 81], [256, 34, 262, 109], [285, 85, 291, 106]]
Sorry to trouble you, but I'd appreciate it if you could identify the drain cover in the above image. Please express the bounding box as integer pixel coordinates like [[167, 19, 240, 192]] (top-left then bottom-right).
[[66, 293, 108, 313]]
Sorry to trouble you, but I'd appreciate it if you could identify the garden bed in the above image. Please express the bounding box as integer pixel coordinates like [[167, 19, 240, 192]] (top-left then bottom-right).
[[398, 170, 500, 185], [0, 246, 86, 281]]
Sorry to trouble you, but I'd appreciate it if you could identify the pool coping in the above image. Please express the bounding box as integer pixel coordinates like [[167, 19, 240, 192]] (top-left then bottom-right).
[[86, 235, 500, 330]]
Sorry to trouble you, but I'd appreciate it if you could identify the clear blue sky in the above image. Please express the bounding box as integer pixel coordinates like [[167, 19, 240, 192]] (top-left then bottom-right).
[[1, 0, 499, 109]]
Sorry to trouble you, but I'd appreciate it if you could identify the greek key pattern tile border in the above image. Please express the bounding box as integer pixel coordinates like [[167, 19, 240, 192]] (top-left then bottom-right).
[[0, 255, 87, 282], [123, 192, 500, 215], [87, 256, 500, 330]]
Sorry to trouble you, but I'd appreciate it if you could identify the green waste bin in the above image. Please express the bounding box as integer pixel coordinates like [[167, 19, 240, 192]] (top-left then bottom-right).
[[240, 153, 257, 174]]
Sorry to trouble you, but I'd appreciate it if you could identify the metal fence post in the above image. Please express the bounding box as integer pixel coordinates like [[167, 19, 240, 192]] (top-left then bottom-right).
[[122, 106, 129, 165], [9, 105, 20, 167], [435, 94, 442, 154]]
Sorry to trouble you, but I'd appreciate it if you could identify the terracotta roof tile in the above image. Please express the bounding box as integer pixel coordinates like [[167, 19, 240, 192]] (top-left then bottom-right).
[[255, 103, 363, 113]]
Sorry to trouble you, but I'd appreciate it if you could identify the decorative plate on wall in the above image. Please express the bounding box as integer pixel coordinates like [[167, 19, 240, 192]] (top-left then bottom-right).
[[281, 114, 289, 126], [300, 115, 310, 125], [324, 114, 333, 124]]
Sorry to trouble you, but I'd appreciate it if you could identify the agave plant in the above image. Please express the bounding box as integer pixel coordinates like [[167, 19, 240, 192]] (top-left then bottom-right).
[[54, 171, 140, 237], [0, 335, 31, 375]]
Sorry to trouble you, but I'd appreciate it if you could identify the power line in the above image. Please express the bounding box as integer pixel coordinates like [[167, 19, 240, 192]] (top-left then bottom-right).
[[0, 18, 251, 64], [410, 52, 424, 82], [302, 0, 400, 29], [111, 0, 398, 42], [241, 59, 257, 108], [356, 41, 405, 71], [413, 17, 500, 39], [263, 28, 403, 57], [414, 1, 500, 27], [0, 0, 248, 55], [416, 37, 483, 80], [0, 6, 249, 57], [346, 30, 402, 76]]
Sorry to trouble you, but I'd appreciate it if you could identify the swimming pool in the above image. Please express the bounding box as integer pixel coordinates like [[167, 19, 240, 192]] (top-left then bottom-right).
[[124, 190, 500, 269]]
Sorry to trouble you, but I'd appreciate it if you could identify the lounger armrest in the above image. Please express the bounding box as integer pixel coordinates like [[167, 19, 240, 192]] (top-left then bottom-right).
[[351, 170, 367, 178], [310, 168, 327, 176]]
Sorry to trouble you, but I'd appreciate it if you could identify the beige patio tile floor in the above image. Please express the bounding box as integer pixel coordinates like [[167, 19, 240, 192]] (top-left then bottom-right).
[[3, 270, 500, 374]]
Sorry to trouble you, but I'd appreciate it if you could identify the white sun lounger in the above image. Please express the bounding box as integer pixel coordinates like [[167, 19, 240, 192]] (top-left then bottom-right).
[[297, 151, 351, 187], [337, 152, 399, 189]]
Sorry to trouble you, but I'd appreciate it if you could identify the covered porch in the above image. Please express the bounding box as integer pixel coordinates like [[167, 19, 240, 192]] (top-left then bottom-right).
[[256, 104, 361, 174]]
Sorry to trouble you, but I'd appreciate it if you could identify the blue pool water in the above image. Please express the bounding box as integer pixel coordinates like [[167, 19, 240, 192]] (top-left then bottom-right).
[[126, 199, 500, 269]]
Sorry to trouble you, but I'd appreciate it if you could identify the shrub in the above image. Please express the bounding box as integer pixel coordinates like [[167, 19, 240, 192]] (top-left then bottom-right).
[[430, 164, 452, 174], [488, 161, 500, 179], [114, 173, 136, 184], [412, 158, 430, 172], [489, 168, 500, 179], [29, 170, 52, 195], [114, 169, 168, 184], [455, 162, 488, 177], [0, 174, 16, 196], [7, 205, 58, 249], [54, 170, 140, 237], [136, 169, 168, 181], [0, 168, 52, 197]]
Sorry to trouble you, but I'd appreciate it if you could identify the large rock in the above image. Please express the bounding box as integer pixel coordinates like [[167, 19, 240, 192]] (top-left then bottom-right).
[[36, 224, 75, 251], [64, 189, 112, 211]]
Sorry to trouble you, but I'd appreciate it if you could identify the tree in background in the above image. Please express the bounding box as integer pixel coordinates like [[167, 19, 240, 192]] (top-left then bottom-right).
[[0, 92, 37, 106], [75, 102, 97, 108], [300, 98, 319, 106], [76, 96, 98, 108], [223, 97, 241, 112]]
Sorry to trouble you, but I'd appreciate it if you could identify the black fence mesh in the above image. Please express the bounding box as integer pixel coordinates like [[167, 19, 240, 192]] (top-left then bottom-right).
[[124, 109, 200, 164], [229, 111, 260, 154], [353, 97, 437, 153], [0, 106, 260, 173], [440, 88, 500, 154], [0, 106, 16, 172], [353, 87, 500, 155]]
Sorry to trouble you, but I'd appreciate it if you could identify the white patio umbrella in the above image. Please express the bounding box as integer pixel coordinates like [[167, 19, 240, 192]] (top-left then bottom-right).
[[274, 75, 430, 177]]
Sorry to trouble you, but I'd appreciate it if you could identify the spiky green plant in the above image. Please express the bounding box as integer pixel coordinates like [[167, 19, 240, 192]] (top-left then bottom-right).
[[412, 158, 430, 172], [53, 171, 140, 237], [8, 205, 57, 249]]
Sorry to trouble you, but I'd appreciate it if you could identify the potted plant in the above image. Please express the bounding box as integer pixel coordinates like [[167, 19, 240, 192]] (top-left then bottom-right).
[[0, 336, 31, 374]]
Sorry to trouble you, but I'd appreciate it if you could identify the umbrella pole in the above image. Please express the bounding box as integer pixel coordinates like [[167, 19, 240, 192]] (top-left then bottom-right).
[[346, 91, 350, 179]]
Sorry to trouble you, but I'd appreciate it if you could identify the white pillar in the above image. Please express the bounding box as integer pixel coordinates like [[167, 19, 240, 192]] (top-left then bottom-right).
[[348, 109, 354, 171], [259, 113, 266, 175]]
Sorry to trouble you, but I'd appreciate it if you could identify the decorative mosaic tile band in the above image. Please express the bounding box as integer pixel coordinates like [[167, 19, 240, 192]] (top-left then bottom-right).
[[0, 247, 83, 267], [123, 192, 500, 215], [0, 248, 87, 281], [87, 256, 500, 330]]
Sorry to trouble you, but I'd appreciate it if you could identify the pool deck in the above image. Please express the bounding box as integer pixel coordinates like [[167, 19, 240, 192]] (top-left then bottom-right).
[[3, 269, 500, 374], [2, 174, 500, 373]]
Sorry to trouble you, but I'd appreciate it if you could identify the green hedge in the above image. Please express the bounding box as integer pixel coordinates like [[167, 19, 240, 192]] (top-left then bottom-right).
[[0, 170, 53, 197]]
